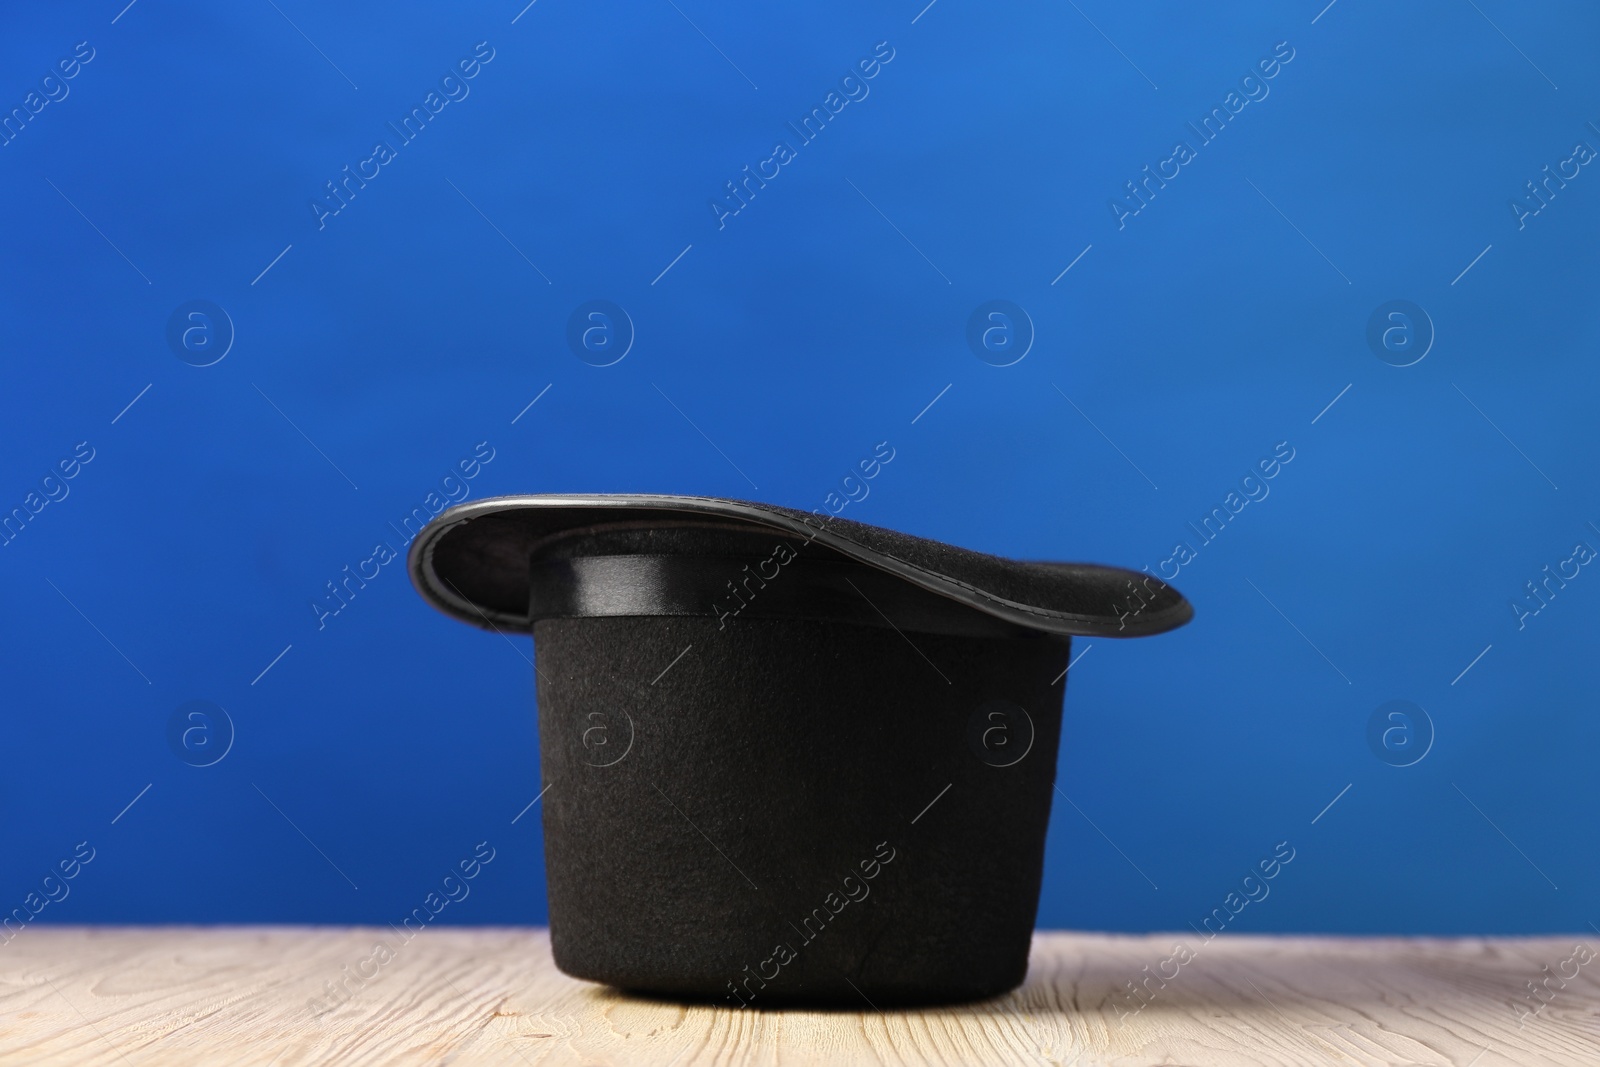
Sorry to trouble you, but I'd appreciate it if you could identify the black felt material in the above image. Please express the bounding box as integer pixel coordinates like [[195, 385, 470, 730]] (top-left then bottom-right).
[[536, 614, 1069, 1006], [406, 494, 1192, 1006], [409, 494, 1192, 638]]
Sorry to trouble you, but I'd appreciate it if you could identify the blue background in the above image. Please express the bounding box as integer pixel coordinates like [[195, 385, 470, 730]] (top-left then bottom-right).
[[3, 0, 1597, 936]]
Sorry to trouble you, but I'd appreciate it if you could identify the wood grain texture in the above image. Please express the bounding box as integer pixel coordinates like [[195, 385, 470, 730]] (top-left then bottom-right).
[[1, 927, 1595, 1065]]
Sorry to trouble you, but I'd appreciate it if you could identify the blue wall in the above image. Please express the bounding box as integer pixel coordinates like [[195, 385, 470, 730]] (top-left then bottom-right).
[[3, 0, 1597, 936]]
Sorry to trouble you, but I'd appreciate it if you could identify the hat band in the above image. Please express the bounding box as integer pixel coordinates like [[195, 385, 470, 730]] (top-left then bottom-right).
[[526, 553, 1053, 639]]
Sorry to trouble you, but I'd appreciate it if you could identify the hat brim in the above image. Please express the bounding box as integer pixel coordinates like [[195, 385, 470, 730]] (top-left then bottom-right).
[[407, 494, 1192, 639]]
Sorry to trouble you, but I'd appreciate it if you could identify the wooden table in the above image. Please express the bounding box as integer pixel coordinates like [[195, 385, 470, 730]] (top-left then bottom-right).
[[1, 927, 1594, 1065]]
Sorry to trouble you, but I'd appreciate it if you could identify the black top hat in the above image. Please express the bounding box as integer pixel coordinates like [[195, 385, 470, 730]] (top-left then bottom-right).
[[410, 494, 1191, 1007]]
